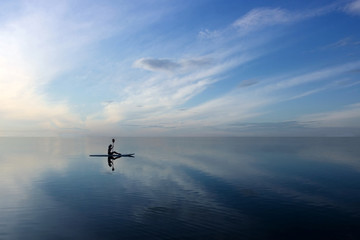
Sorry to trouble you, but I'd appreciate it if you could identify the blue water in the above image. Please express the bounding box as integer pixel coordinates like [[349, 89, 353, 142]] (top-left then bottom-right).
[[0, 137, 360, 239]]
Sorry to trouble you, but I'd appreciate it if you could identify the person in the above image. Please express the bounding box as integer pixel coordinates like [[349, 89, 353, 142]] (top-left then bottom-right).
[[108, 143, 120, 155]]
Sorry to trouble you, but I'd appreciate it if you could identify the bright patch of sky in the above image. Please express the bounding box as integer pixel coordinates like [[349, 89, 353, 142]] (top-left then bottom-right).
[[1, 0, 360, 136]]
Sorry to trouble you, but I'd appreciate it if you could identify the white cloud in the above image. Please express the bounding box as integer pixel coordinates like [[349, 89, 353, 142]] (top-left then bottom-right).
[[1, 1, 359, 137], [133, 57, 213, 73], [166, 60, 360, 133], [344, 0, 360, 15], [85, 49, 262, 135], [0, 1, 116, 135], [89, 0, 360, 136], [198, 29, 221, 39], [299, 103, 360, 128], [217, 3, 339, 36], [259, 61, 360, 94], [324, 37, 360, 49], [233, 8, 292, 32]]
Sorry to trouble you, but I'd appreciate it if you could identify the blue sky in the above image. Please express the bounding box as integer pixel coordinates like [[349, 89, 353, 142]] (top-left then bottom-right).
[[0, 0, 360, 137]]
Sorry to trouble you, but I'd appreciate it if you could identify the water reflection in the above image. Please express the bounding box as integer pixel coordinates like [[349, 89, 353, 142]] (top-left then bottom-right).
[[107, 155, 121, 171], [0, 137, 359, 239]]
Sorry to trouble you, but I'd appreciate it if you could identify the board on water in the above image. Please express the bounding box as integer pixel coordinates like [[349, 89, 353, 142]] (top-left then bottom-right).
[[89, 154, 135, 157]]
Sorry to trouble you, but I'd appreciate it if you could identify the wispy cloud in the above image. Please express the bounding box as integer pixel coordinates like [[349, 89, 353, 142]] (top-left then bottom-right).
[[127, 59, 360, 135], [299, 103, 360, 128], [88, 1, 360, 136], [133, 57, 213, 73], [201, 3, 340, 38], [134, 58, 181, 73], [344, 0, 360, 15], [1, 0, 360, 136], [323, 37, 360, 49], [260, 61, 360, 94], [0, 1, 116, 135], [232, 7, 293, 32], [237, 79, 259, 88]]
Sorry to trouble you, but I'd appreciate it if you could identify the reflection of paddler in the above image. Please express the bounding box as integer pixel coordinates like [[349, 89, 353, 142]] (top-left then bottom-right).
[[107, 156, 114, 170], [108, 156, 114, 171], [107, 154, 121, 172]]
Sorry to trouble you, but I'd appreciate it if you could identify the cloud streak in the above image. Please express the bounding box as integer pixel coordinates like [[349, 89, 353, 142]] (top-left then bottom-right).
[[1, 0, 360, 136], [86, 1, 360, 136], [0, 1, 119, 135], [232, 7, 293, 32], [344, 0, 360, 15], [299, 103, 360, 128], [133, 57, 213, 73]]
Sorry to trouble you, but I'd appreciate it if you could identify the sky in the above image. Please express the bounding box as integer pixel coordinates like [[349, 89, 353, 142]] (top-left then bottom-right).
[[0, 0, 360, 137]]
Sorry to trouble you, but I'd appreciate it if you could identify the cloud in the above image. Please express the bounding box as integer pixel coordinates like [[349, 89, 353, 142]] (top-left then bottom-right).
[[0, 1, 117, 135], [200, 3, 339, 38], [233, 8, 292, 32], [231, 5, 334, 33], [323, 37, 360, 49], [299, 103, 360, 128], [237, 79, 259, 88], [344, 0, 360, 15], [86, 48, 262, 136], [197, 7, 296, 39], [94, 54, 360, 136], [133, 57, 213, 73], [198, 29, 221, 39], [2, 1, 358, 137], [260, 60, 360, 94], [134, 58, 181, 72], [73, 2, 360, 136], [171, 61, 360, 133]]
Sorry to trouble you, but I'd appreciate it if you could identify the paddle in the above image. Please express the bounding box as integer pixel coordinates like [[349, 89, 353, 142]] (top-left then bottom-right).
[[112, 138, 115, 150]]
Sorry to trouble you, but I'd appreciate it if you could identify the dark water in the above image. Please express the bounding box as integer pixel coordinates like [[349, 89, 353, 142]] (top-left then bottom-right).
[[0, 137, 360, 239]]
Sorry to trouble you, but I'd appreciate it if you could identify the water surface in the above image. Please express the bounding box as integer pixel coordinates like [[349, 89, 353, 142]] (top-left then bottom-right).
[[0, 137, 360, 239]]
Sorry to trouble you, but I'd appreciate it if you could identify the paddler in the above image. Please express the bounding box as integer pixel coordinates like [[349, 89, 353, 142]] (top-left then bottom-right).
[[108, 138, 120, 155]]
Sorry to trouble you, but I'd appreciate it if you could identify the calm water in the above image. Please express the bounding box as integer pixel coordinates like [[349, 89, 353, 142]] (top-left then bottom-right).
[[0, 137, 360, 239]]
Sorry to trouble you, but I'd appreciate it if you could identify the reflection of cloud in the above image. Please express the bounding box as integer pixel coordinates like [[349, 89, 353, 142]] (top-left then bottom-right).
[[0, 138, 71, 221], [110, 137, 360, 216], [298, 139, 360, 171], [5, 137, 355, 236]]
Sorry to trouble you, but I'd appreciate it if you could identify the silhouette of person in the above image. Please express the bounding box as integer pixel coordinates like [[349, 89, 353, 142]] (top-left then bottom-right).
[[108, 143, 120, 155]]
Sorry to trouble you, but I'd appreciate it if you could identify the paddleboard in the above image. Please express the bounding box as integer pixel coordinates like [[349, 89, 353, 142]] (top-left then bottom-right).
[[89, 154, 135, 157]]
